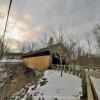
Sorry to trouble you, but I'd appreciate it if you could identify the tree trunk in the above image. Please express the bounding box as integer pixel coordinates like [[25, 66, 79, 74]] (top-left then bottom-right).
[[60, 56, 63, 77], [73, 53, 76, 75]]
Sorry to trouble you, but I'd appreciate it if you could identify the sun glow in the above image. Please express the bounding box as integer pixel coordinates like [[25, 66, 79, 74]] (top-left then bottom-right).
[[0, 14, 23, 41], [7, 18, 22, 41], [0, 4, 43, 51], [0, 4, 26, 41]]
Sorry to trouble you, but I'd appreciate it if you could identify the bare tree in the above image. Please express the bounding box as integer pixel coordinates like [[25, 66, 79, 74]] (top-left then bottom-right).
[[70, 39, 77, 66], [28, 41, 39, 52], [65, 36, 78, 73], [0, 41, 3, 59], [17, 41, 26, 53], [77, 42, 83, 66], [51, 25, 66, 76], [86, 34, 93, 66], [39, 33, 48, 48], [17, 41, 38, 53], [56, 45, 65, 76], [51, 25, 65, 44], [0, 40, 10, 60], [93, 24, 100, 50], [86, 35, 92, 55], [25, 41, 36, 53]]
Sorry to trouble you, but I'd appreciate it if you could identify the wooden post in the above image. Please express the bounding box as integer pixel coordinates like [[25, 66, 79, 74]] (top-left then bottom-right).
[[64, 65, 65, 72], [81, 71, 87, 99], [50, 53, 53, 69]]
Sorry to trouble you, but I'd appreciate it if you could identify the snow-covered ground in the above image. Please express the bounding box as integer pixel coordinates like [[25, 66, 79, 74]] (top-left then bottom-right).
[[0, 58, 22, 63], [90, 76, 100, 100], [9, 70, 82, 100]]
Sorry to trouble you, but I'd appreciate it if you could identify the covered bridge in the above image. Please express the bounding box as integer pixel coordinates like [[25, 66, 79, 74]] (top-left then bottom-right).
[[23, 43, 71, 71]]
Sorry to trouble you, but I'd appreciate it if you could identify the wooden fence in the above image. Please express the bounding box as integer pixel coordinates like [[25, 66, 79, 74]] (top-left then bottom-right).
[[52, 64, 82, 76], [52, 64, 68, 71]]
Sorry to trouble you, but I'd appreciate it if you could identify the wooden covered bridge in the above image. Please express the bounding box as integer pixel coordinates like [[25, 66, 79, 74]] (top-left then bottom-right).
[[23, 43, 72, 71]]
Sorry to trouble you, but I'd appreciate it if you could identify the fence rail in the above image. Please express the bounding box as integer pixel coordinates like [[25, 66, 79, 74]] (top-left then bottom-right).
[[86, 73, 94, 100], [86, 72, 99, 100], [85, 67, 100, 70]]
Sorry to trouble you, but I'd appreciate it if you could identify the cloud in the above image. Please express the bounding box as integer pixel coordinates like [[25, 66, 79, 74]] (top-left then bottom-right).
[[23, 13, 33, 22], [1, 0, 100, 53]]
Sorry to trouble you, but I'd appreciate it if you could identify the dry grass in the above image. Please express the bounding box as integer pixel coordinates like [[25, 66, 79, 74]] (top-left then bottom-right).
[[15, 74, 33, 91]]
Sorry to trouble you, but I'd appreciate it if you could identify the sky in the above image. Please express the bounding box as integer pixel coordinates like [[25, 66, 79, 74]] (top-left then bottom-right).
[[0, 0, 100, 53]]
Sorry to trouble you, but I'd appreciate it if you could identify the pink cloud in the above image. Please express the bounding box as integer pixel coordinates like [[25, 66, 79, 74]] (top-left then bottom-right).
[[20, 25, 43, 41]]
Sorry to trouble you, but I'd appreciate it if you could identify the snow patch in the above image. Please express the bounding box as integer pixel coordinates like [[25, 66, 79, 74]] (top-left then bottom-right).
[[0, 58, 22, 63]]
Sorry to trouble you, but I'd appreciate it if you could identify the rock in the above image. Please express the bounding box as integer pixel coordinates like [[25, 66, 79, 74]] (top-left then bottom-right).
[[31, 85, 37, 91], [42, 97, 45, 100], [26, 95, 33, 100], [19, 93, 24, 99], [38, 97, 41, 100]]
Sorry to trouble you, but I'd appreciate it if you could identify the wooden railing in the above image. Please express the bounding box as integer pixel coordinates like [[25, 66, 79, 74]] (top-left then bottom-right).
[[86, 73, 94, 100], [85, 67, 100, 70], [86, 72, 99, 100], [90, 78, 99, 100], [52, 64, 68, 70], [52, 64, 82, 76]]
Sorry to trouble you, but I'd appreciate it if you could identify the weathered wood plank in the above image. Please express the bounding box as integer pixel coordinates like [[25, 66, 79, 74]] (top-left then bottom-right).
[[86, 72, 94, 100], [90, 77, 100, 100], [23, 55, 50, 71]]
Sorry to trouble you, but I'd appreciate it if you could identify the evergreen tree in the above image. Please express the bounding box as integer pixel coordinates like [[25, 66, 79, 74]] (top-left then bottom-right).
[[48, 36, 54, 47]]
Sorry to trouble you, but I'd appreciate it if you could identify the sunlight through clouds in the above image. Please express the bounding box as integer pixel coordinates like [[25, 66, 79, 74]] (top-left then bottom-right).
[[0, 0, 100, 52], [0, 4, 39, 42]]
